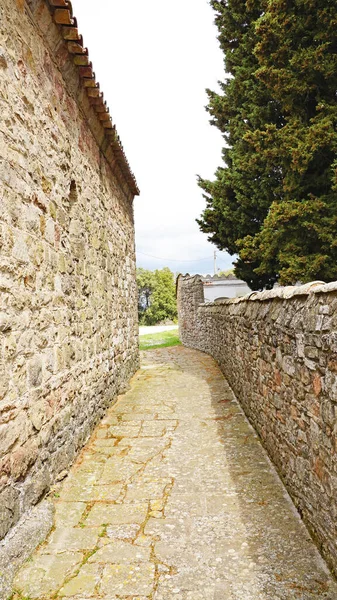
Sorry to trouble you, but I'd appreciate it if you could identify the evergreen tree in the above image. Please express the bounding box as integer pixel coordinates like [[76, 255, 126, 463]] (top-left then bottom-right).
[[243, 0, 337, 284], [199, 0, 337, 288], [198, 0, 280, 289]]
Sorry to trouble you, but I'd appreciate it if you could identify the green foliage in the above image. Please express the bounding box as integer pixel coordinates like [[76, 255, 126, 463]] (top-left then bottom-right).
[[198, 0, 337, 287], [137, 268, 178, 325], [139, 329, 181, 351], [218, 268, 234, 277]]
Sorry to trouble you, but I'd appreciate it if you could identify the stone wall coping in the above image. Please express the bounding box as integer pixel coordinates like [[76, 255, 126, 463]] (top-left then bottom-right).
[[178, 274, 337, 304], [201, 274, 240, 282]]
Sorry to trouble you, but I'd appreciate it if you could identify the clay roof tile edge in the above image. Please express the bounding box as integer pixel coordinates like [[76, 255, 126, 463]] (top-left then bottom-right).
[[45, 0, 140, 196]]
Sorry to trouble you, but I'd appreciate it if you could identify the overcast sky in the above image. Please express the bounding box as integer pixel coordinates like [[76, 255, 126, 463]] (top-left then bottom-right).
[[71, 0, 233, 275]]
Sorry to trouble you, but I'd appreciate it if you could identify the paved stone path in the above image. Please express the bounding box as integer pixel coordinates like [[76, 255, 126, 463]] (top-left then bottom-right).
[[13, 347, 337, 599]]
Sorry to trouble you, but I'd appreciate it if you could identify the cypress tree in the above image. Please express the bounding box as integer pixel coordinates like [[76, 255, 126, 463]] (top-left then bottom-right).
[[244, 0, 337, 284], [199, 0, 337, 288]]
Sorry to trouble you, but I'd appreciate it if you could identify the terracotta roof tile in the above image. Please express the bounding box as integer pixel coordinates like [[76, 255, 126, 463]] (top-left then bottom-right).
[[45, 0, 139, 196]]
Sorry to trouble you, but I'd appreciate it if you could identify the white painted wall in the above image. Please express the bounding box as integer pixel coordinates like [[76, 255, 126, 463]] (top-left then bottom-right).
[[203, 279, 251, 302]]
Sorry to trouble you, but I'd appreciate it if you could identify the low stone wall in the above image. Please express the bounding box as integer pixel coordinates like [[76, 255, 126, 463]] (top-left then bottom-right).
[[0, 0, 139, 542], [177, 274, 337, 575]]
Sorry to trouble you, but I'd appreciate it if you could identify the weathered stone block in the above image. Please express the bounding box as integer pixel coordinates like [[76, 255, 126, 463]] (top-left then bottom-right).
[[0, 313, 12, 332], [22, 468, 51, 509], [0, 48, 8, 69], [0, 486, 20, 539], [27, 356, 43, 387], [10, 441, 38, 480]]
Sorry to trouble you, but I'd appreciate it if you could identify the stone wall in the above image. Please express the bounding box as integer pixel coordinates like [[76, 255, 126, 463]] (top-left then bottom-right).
[[177, 275, 337, 575], [0, 0, 139, 540]]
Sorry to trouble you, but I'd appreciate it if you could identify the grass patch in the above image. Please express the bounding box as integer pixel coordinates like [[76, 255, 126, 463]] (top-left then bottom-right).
[[139, 329, 181, 351]]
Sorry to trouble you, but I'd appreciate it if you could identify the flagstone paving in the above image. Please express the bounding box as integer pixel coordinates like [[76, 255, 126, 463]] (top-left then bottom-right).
[[12, 347, 337, 599]]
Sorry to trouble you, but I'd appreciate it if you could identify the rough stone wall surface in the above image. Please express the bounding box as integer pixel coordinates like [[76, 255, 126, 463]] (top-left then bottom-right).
[[0, 0, 139, 541], [177, 275, 337, 575], [176, 275, 205, 347]]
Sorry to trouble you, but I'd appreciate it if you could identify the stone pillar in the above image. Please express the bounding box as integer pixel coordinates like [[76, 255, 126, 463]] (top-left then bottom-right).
[[177, 275, 204, 348]]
